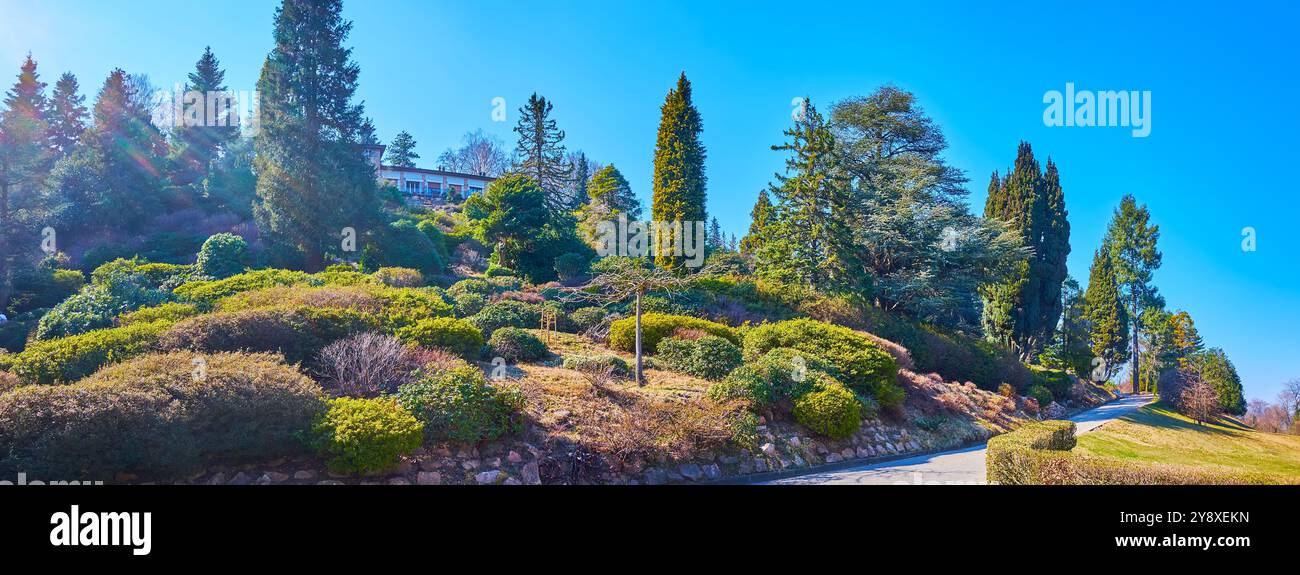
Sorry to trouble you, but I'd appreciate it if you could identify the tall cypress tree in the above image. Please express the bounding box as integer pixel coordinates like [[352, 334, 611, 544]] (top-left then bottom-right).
[[981, 142, 1070, 360], [0, 54, 51, 312], [1104, 194, 1162, 393], [651, 72, 707, 270], [512, 93, 569, 214], [568, 151, 589, 211], [1083, 244, 1128, 381], [47, 72, 86, 158], [253, 0, 383, 271]]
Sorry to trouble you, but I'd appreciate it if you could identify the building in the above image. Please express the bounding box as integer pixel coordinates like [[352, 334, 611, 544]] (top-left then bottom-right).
[[361, 143, 495, 207]]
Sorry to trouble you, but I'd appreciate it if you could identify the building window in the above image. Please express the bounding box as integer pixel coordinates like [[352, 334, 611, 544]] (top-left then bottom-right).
[[405, 181, 422, 195]]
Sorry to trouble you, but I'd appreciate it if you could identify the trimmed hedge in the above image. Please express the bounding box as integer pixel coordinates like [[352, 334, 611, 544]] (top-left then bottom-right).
[[8, 320, 171, 384], [158, 306, 375, 365], [0, 351, 325, 479], [656, 335, 742, 380], [608, 313, 739, 354], [117, 302, 201, 326], [396, 317, 484, 359], [743, 318, 899, 400], [569, 307, 608, 334], [792, 379, 866, 439], [173, 269, 319, 304], [396, 365, 524, 443], [985, 420, 1077, 485], [307, 397, 424, 475]]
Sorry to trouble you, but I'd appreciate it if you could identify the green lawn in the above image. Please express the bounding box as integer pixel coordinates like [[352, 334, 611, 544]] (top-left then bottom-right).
[[1075, 402, 1300, 477]]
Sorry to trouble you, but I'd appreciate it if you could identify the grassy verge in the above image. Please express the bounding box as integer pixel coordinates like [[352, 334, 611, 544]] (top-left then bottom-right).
[[1075, 402, 1300, 477]]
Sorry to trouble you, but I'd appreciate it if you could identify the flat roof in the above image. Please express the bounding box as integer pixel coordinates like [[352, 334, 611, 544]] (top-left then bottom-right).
[[380, 165, 497, 181]]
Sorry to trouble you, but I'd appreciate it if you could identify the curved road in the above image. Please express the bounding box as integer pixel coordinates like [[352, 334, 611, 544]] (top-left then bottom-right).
[[766, 394, 1153, 485]]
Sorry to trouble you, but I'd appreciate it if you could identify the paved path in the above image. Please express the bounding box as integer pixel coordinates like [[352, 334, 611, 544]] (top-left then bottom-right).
[[765, 395, 1153, 485]]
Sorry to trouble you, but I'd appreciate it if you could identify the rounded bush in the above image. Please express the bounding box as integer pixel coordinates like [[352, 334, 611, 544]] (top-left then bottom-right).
[[158, 306, 374, 365], [1028, 385, 1054, 409], [372, 267, 425, 287], [396, 317, 483, 359], [447, 278, 491, 298], [308, 397, 424, 475], [562, 354, 630, 376], [743, 318, 898, 395], [608, 313, 739, 354], [656, 335, 742, 380], [705, 348, 827, 410], [569, 307, 608, 334], [0, 351, 325, 479], [174, 269, 318, 304], [117, 302, 200, 326], [488, 327, 549, 362], [10, 320, 170, 384], [468, 300, 542, 337], [452, 292, 486, 317], [792, 381, 865, 439], [484, 264, 517, 278], [396, 365, 524, 443], [195, 233, 248, 279], [553, 252, 589, 280]]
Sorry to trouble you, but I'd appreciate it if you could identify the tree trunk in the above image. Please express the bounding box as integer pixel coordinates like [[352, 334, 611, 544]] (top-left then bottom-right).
[[1131, 289, 1140, 393], [634, 290, 644, 386], [0, 180, 10, 315]]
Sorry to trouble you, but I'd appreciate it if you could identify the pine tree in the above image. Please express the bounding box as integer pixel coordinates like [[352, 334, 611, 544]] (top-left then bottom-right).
[[651, 72, 707, 270], [567, 151, 589, 210], [707, 217, 723, 250], [1083, 244, 1128, 382], [576, 163, 639, 245], [385, 130, 419, 167], [1192, 348, 1245, 415], [757, 97, 850, 289], [0, 54, 51, 312], [174, 47, 239, 180], [1104, 194, 1162, 393], [253, 0, 383, 271], [981, 142, 1070, 360], [1168, 310, 1203, 368], [739, 188, 773, 256], [512, 93, 570, 214], [47, 72, 86, 158], [90, 69, 168, 229]]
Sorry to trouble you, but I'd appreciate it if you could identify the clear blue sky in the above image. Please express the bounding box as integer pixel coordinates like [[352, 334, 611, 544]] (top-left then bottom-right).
[[2, 0, 1296, 400]]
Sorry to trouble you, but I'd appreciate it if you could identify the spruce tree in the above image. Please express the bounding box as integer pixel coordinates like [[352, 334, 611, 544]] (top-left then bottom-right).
[[651, 72, 707, 270], [981, 142, 1070, 360], [1083, 244, 1128, 382], [47, 72, 86, 158], [708, 217, 723, 250], [1104, 194, 1162, 392], [512, 93, 570, 214], [253, 0, 383, 271], [174, 47, 239, 180], [90, 69, 168, 229], [385, 130, 419, 167], [568, 151, 589, 210], [1168, 310, 1203, 368], [0, 54, 51, 312], [739, 188, 774, 256]]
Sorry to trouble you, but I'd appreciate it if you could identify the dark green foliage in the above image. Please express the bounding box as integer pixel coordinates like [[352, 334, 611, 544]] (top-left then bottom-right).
[[0, 351, 325, 479], [396, 365, 524, 443], [395, 317, 483, 358], [451, 292, 486, 317], [488, 327, 549, 362], [195, 233, 248, 279], [384, 130, 419, 168], [742, 318, 898, 396], [467, 300, 542, 338], [1191, 348, 1245, 415], [8, 320, 170, 384], [1031, 368, 1073, 403], [308, 396, 423, 474], [172, 47, 240, 182], [553, 252, 589, 280], [656, 335, 742, 380], [1028, 385, 1054, 408], [705, 347, 834, 411], [792, 379, 865, 439], [1083, 245, 1128, 381], [512, 93, 571, 214], [651, 73, 707, 270], [360, 219, 443, 277], [1103, 194, 1162, 392], [562, 354, 630, 376], [568, 307, 608, 334], [447, 278, 491, 298], [484, 263, 517, 278], [47, 72, 87, 158]]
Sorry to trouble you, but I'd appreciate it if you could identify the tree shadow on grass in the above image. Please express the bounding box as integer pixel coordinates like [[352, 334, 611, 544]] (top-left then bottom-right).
[[1122, 402, 1238, 437]]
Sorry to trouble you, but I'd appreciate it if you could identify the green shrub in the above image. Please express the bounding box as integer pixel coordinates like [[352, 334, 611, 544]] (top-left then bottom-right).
[[484, 264, 517, 278], [32, 288, 119, 339], [608, 313, 739, 354], [0, 351, 325, 479], [396, 365, 524, 443], [985, 420, 1077, 485], [373, 287, 454, 330], [656, 335, 742, 380], [312, 269, 375, 286], [452, 292, 486, 317], [792, 380, 866, 439], [562, 354, 630, 376], [195, 233, 248, 279], [468, 300, 542, 337], [488, 327, 548, 362], [447, 278, 491, 298], [569, 307, 608, 334], [360, 220, 443, 277], [7, 267, 84, 314], [553, 252, 589, 280], [396, 317, 484, 358], [1031, 367, 1073, 402], [9, 320, 170, 384], [117, 302, 201, 326], [1028, 385, 1054, 408], [743, 318, 898, 395], [307, 397, 424, 474], [174, 269, 318, 303], [704, 348, 831, 410], [372, 267, 425, 287], [158, 306, 375, 364], [487, 275, 523, 292]]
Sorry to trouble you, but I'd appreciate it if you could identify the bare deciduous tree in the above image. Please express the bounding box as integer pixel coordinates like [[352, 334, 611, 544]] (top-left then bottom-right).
[[437, 129, 509, 177], [1179, 376, 1221, 426]]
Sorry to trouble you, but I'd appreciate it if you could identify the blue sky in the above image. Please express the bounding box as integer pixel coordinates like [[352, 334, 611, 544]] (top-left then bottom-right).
[[2, 0, 1296, 400]]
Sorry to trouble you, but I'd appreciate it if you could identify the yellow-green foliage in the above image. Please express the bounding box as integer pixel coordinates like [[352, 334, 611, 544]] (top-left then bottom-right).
[[117, 302, 201, 326], [7, 320, 171, 384], [372, 267, 425, 287], [792, 378, 866, 439], [308, 397, 424, 475], [743, 318, 900, 404], [158, 306, 376, 364], [608, 313, 739, 353], [396, 365, 525, 443], [174, 269, 319, 303], [986, 420, 1076, 485], [396, 317, 484, 358], [215, 284, 451, 331], [0, 351, 325, 478]]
